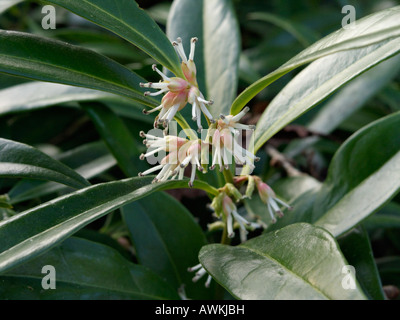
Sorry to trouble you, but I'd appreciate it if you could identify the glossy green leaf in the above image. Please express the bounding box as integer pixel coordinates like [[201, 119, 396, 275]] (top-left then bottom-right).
[[231, 6, 400, 115], [167, 0, 240, 118], [270, 112, 400, 237], [0, 237, 179, 299], [338, 226, 385, 300], [308, 54, 400, 134], [45, 0, 183, 76], [199, 223, 367, 300], [253, 38, 400, 151], [81, 102, 146, 177], [0, 30, 157, 107], [0, 138, 89, 189], [9, 142, 116, 204], [122, 192, 211, 299], [0, 176, 216, 273], [0, 82, 118, 116]]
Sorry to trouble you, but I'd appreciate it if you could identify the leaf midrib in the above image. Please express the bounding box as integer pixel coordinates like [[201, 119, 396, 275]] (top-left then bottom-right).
[[239, 245, 330, 300], [254, 38, 400, 151], [0, 52, 149, 102], [68, 0, 178, 75]]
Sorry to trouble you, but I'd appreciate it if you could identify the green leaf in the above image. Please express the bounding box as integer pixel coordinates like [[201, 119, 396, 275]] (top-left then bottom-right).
[[338, 226, 385, 300], [81, 102, 147, 177], [9, 142, 116, 204], [0, 138, 89, 189], [122, 192, 211, 299], [0, 176, 216, 273], [254, 38, 400, 151], [271, 112, 400, 237], [199, 223, 367, 300], [248, 12, 319, 47], [45, 0, 183, 77], [0, 30, 157, 107], [313, 112, 400, 236], [0, 82, 118, 116], [308, 54, 400, 135], [0, 237, 179, 299], [231, 6, 400, 115], [167, 0, 240, 118]]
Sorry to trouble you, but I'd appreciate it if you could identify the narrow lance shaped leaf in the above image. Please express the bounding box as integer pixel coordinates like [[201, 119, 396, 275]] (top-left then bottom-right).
[[254, 38, 400, 152], [80, 102, 147, 177], [199, 223, 367, 300], [0, 30, 158, 107], [0, 176, 218, 273], [231, 6, 400, 115], [45, 0, 183, 77], [0, 138, 89, 189], [270, 112, 400, 238]]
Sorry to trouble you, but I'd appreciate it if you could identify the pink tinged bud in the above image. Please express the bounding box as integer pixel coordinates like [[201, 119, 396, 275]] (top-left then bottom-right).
[[161, 91, 176, 109], [257, 182, 275, 204], [182, 61, 197, 86], [167, 77, 190, 92]]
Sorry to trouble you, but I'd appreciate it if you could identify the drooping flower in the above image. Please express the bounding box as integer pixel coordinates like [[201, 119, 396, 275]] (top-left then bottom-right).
[[256, 179, 292, 223], [188, 263, 212, 288], [138, 131, 206, 187], [140, 37, 214, 130], [207, 107, 259, 171]]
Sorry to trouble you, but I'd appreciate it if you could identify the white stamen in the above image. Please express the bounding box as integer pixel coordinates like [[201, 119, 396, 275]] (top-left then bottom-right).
[[231, 106, 250, 122], [227, 212, 234, 238], [172, 37, 188, 63], [144, 88, 168, 96], [189, 37, 198, 61], [140, 164, 163, 176], [152, 64, 170, 81]]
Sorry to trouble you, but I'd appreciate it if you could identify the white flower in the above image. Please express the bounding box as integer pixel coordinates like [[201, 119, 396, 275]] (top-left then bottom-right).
[[188, 263, 212, 288], [208, 107, 259, 171], [140, 37, 214, 130], [256, 180, 292, 223], [138, 131, 205, 187]]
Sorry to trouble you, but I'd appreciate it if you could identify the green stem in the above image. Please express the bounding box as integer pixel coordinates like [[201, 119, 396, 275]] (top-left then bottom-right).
[[222, 168, 234, 185]]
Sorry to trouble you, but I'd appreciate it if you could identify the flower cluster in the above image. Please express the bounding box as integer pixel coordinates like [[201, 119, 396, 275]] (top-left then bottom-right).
[[138, 37, 294, 291], [140, 37, 214, 131], [138, 36, 258, 187]]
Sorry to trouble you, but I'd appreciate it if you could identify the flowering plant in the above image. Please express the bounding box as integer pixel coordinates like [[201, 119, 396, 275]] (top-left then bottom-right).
[[0, 0, 399, 301]]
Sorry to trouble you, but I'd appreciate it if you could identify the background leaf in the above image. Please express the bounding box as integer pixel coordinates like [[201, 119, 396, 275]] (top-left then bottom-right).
[[167, 0, 240, 118], [0, 30, 157, 107], [0, 138, 89, 189], [270, 112, 400, 237], [45, 0, 183, 76], [122, 192, 211, 299], [254, 39, 400, 151], [338, 226, 385, 300], [81, 102, 147, 177], [0, 237, 180, 300], [231, 5, 400, 115], [0, 176, 215, 274]]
